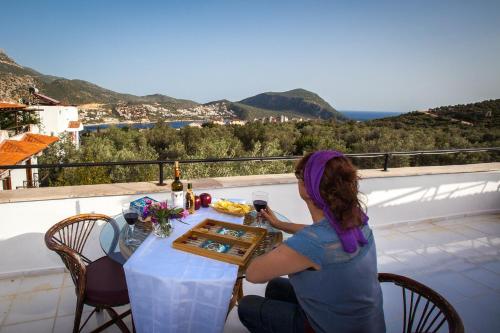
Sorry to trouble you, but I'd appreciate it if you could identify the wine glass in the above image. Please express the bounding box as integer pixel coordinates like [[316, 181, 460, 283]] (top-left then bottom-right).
[[122, 203, 139, 245], [252, 191, 269, 228]]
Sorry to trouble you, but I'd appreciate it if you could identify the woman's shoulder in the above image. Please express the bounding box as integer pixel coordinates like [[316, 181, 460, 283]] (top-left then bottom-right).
[[304, 218, 373, 238], [296, 219, 340, 243], [285, 220, 374, 267]]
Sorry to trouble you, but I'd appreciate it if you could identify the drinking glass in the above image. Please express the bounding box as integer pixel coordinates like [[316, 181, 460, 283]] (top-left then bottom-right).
[[122, 203, 139, 245], [252, 191, 269, 228]]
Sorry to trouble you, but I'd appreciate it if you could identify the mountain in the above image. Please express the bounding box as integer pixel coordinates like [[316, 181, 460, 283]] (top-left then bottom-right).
[[234, 89, 345, 120], [0, 50, 198, 108], [371, 99, 499, 128], [1, 50, 344, 122], [425, 99, 499, 127]]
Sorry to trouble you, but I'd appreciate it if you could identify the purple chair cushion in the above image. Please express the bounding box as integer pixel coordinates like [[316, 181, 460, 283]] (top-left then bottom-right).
[[85, 256, 129, 306]]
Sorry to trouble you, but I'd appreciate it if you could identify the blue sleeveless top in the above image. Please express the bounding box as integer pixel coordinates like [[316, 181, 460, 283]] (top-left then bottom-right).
[[284, 219, 386, 333]]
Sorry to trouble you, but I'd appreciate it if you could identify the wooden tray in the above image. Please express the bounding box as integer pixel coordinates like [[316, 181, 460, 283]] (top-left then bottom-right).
[[172, 219, 267, 266]]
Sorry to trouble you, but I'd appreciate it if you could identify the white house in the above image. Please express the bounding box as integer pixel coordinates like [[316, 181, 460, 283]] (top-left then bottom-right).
[[28, 91, 83, 148], [0, 100, 65, 190]]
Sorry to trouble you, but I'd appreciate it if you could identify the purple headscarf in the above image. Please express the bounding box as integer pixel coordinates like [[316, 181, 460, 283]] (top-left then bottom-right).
[[303, 150, 368, 253]]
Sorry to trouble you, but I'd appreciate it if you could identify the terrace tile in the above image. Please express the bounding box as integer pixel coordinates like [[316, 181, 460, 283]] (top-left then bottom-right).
[[481, 260, 500, 274], [454, 294, 500, 333], [0, 318, 54, 333], [0, 279, 21, 298], [0, 213, 498, 332], [375, 231, 426, 254], [4, 289, 59, 325], [406, 226, 469, 245], [56, 287, 93, 317], [462, 267, 500, 291], [17, 274, 64, 294], [0, 296, 13, 326]]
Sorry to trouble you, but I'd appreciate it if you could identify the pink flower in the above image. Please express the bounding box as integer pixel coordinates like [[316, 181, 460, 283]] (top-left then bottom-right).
[[181, 209, 190, 218], [160, 201, 168, 210]]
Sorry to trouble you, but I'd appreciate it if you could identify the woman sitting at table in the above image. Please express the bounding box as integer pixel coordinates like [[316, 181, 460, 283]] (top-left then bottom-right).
[[238, 150, 385, 333]]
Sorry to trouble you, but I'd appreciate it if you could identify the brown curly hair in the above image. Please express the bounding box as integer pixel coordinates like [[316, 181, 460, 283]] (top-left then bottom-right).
[[295, 153, 364, 230]]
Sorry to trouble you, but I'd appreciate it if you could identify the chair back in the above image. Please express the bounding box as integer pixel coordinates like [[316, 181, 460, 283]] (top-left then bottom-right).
[[45, 214, 116, 296], [378, 273, 464, 333]]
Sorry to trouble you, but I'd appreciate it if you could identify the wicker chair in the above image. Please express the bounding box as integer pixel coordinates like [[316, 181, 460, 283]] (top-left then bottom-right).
[[379, 273, 464, 333], [45, 214, 133, 333]]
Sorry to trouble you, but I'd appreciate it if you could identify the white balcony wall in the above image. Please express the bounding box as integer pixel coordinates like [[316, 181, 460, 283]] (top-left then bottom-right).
[[9, 167, 26, 190], [0, 169, 498, 277]]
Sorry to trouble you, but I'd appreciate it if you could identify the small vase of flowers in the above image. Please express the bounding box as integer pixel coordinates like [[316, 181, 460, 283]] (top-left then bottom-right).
[[142, 200, 189, 238]]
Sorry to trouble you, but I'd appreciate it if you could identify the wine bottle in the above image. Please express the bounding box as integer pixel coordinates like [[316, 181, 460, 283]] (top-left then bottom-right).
[[185, 183, 195, 214], [171, 161, 184, 208]]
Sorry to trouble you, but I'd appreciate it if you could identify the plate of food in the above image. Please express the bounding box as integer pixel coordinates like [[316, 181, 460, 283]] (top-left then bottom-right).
[[210, 199, 252, 217]]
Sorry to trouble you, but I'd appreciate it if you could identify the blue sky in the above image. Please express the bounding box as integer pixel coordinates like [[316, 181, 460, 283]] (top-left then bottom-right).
[[1, 0, 499, 111]]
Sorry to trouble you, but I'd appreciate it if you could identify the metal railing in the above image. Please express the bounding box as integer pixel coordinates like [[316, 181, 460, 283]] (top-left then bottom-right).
[[20, 173, 39, 189], [1, 147, 498, 186]]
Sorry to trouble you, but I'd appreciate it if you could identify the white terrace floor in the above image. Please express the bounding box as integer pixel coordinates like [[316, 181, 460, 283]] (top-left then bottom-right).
[[0, 213, 499, 333]]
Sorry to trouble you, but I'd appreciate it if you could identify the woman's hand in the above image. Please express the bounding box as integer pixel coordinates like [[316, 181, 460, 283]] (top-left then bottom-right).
[[260, 206, 282, 229]]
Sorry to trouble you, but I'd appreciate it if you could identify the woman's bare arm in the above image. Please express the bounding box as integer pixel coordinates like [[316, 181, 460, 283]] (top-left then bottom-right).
[[245, 244, 320, 283], [260, 207, 308, 234]]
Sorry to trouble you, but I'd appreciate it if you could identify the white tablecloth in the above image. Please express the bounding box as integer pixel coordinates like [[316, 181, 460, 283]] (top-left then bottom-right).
[[123, 207, 243, 333]]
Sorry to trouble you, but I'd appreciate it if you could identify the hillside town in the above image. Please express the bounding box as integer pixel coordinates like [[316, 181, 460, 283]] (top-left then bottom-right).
[[78, 101, 238, 124], [77, 100, 298, 125]]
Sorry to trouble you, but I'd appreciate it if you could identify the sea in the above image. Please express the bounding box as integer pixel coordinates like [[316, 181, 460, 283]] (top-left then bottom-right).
[[83, 121, 198, 132], [340, 111, 404, 121], [82, 111, 404, 132]]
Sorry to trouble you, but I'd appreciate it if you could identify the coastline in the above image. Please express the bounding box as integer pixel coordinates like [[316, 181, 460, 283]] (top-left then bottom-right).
[[83, 119, 205, 126]]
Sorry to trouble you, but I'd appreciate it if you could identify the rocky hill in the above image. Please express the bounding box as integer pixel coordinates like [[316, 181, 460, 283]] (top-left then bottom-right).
[[0, 50, 344, 122], [0, 50, 198, 108], [203, 89, 344, 121], [237, 88, 344, 120]]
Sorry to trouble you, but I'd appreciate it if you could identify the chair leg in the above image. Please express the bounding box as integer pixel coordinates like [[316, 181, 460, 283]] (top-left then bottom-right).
[[105, 308, 130, 333], [237, 279, 244, 301], [227, 278, 244, 318], [73, 300, 84, 333], [89, 308, 131, 333]]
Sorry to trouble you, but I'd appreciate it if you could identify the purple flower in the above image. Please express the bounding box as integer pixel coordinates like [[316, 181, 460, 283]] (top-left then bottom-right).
[[181, 209, 190, 218], [142, 206, 149, 218]]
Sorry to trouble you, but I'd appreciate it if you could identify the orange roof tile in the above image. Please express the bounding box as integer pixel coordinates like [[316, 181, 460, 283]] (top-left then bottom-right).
[[68, 121, 81, 129], [0, 140, 46, 155], [0, 102, 27, 111], [23, 133, 60, 145], [0, 134, 59, 166], [0, 152, 31, 167]]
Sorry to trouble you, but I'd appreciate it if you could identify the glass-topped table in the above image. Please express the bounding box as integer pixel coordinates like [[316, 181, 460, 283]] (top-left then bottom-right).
[[99, 206, 290, 265], [102, 203, 290, 333]]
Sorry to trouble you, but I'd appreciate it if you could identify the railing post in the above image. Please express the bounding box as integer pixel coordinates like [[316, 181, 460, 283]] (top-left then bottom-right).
[[383, 153, 390, 172], [158, 162, 166, 186]]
